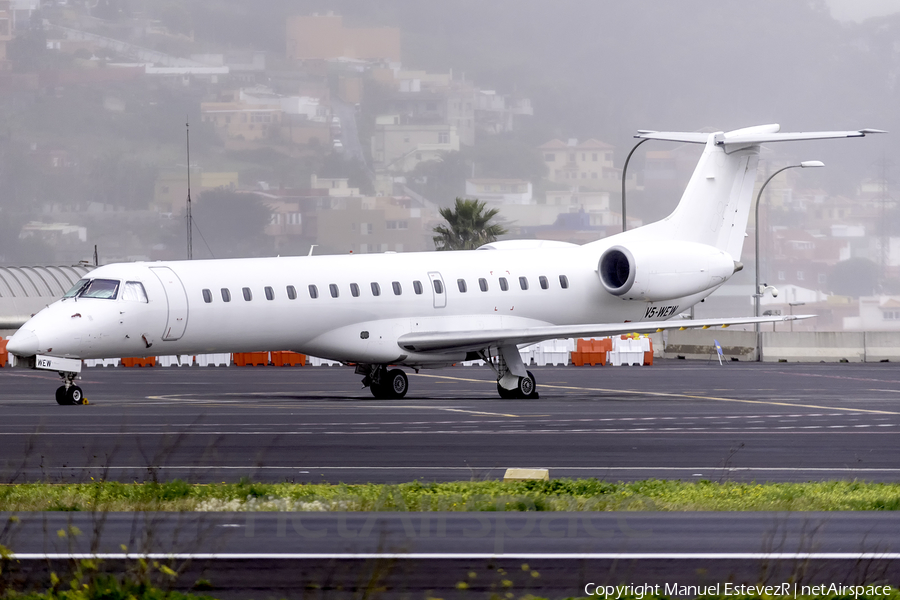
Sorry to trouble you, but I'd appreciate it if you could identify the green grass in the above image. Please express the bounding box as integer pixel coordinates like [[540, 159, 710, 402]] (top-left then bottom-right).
[[1, 479, 900, 512]]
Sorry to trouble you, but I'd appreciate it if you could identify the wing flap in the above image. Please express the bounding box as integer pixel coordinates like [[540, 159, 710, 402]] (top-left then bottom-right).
[[398, 315, 813, 354]]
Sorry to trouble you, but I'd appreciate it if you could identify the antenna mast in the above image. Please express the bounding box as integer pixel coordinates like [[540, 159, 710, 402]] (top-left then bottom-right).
[[186, 119, 193, 260]]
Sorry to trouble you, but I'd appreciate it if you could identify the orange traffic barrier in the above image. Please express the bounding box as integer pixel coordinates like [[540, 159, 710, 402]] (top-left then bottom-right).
[[571, 338, 611, 366], [271, 351, 306, 367], [121, 356, 156, 367], [0, 339, 7, 367], [644, 338, 654, 366], [233, 352, 270, 367]]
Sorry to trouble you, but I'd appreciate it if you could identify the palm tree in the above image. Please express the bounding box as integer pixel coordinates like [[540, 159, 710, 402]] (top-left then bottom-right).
[[432, 198, 508, 251]]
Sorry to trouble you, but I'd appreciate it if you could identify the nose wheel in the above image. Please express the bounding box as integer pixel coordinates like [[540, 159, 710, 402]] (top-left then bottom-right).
[[56, 372, 87, 405]]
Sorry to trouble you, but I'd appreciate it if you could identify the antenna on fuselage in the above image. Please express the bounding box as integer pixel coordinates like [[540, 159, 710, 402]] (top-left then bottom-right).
[[186, 119, 193, 260]]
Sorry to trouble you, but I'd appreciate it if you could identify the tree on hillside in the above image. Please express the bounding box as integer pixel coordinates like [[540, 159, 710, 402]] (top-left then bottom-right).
[[828, 257, 879, 297], [433, 197, 507, 251], [191, 189, 272, 258], [409, 152, 470, 206]]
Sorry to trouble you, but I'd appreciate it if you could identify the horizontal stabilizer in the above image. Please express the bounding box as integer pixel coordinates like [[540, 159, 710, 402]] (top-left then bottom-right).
[[636, 126, 886, 146], [634, 131, 711, 144], [398, 314, 813, 354]]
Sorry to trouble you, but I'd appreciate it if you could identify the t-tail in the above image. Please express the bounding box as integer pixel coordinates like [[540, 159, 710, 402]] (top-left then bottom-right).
[[620, 124, 885, 261]]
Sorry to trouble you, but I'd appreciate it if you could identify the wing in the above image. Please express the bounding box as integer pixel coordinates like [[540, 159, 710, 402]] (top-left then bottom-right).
[[397, 314, 811, 354]]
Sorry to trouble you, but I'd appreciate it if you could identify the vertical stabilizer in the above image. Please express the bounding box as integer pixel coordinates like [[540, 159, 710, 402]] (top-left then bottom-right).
[[624, 125, 883, 260], [661, 135, 760, 260]]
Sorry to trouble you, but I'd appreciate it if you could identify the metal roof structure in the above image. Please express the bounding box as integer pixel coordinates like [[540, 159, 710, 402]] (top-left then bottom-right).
[[0, 265, 91, 298], [0, 265, 92, 331]]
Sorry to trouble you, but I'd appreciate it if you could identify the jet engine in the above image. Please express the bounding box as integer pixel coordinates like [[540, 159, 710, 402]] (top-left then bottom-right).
[[598, 241, 738, 302]]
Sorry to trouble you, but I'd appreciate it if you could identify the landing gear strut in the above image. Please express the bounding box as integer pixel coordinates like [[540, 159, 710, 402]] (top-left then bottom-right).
[[358, 365, 409, 399], [55, 371, 86, 405], [483, 344, 539, 399]]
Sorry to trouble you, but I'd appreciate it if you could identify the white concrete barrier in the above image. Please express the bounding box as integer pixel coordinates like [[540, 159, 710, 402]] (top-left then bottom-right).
[[761, 332, 864, 362], [83, 358, 120, 367], [662, 329, 757, 361], [862, 332, 900, 362], [196, 353, 231, 367], [157, 355, 193, 367], [306, 356, 342, 367]]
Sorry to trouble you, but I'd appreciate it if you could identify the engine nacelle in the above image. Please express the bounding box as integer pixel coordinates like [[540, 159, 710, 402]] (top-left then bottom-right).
[[598, 241, 737, 301]]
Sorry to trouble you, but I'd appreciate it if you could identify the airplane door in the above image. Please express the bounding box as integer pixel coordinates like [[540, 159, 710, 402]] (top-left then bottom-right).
[[150, 266, 189, 341], [427, 272, 446, 309]]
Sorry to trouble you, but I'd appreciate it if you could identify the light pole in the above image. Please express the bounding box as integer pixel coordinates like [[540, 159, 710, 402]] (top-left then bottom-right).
[[755, 160, 823, 360], [621, 138, 651, 232]]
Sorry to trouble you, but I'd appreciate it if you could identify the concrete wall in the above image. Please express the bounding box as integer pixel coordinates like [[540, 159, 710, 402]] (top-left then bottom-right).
[[662, 329, 757, 361], [861, 332, 900, 362], [660, 330, 900, 363], [761, 332, 864, 362]]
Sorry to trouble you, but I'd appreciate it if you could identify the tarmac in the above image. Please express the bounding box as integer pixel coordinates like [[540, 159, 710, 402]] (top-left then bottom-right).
[[1, 360, 899, 484], [2, 360, 900, 596]]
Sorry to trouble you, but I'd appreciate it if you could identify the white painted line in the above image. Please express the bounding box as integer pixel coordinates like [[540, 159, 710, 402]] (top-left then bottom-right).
[[10, 552, 900, 561], [53, 466, 900, 472]]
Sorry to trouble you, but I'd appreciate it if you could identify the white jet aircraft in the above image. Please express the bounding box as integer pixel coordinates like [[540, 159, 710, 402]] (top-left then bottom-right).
[[6, 124, 883, 404]]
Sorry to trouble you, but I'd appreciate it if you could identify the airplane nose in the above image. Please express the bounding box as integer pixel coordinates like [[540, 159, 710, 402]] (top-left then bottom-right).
[[7, 329, 39, 356]]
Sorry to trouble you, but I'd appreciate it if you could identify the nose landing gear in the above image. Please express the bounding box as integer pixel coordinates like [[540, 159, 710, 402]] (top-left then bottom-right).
[[55, 371, 86, 405]]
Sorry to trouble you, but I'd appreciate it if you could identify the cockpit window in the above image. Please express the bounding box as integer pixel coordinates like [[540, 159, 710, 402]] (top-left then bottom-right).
[[79, 279, 120, 300], [63, 279, 90, 298], [122, 281, 148, 303]]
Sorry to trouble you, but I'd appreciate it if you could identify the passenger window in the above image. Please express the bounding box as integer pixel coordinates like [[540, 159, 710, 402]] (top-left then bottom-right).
[[201, 289, 212, 303], [433, 279, 443, 294], [265, 286, 274, 301], [519, 277, 529, 290], [350, 283, 360, 297], [479, 278, 488, 292], [242, 287, 252, 301], [392, 281, 402, 295], [123, 281, 148, 303], [221, 288, 231, 302], [286, 285, 297, 300], [457, 279, 467, 293], [559, 275, 569, 289], [329, 284, 339, 298], [539, 276, 549, 290], [309, 284, 318, 299], [499, 277, 508, 291], [371, 282, 381, 296], [413, 280, 423, 295]]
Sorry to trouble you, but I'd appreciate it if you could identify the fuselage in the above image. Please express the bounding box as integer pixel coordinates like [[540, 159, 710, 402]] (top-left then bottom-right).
[[11, 235, 713, 367]]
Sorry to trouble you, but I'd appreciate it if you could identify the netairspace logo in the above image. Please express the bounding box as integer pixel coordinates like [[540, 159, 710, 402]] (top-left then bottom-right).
[[583, 582, 895, 598]]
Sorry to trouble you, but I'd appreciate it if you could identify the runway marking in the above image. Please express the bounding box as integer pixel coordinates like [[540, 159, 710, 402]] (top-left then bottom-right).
[[371, 405, 522, 418], [11, 552, 900, 560], [413, 374, 900, 415]]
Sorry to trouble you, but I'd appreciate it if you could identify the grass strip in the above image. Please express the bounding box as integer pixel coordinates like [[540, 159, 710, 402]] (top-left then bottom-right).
[[1, 479, 900, 512]]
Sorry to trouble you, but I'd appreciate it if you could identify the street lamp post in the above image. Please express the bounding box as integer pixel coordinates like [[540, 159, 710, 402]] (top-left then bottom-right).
[[755, 160, 824, 360], [621, 138, 650, 233], [788, 302, 806, 332]]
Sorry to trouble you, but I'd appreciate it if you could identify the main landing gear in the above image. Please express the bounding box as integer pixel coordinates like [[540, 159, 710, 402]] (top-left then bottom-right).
[[358, 365, 409, 399], [483, 344, 539, 399], [55, 371, 86, 405]]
